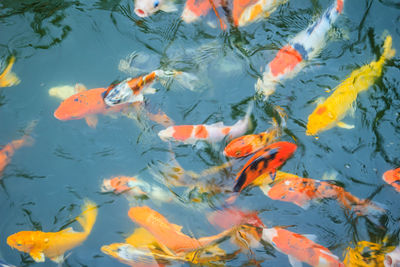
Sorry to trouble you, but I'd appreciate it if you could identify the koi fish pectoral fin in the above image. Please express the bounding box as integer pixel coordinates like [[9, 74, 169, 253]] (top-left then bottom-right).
[[84, 115, 98, 128], [288, 255, 303, 267], [50, 254, 65, 264], [30, 250, 45, 262], [336, 121, 354, 129], [74, 83, 87, 93]]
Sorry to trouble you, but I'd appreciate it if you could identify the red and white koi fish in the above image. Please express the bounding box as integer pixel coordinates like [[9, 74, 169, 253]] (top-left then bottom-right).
[[382, 168, 400, 193], [255, 0, 345, 98], [262, 227, 344, 267], [101, 176, 173, 203], [158, 103, 252, 144], [257, 171, 384, 215]]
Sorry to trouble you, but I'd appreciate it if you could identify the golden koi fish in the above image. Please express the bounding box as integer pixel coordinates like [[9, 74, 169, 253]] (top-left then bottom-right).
[[344, 240, 394, 267], [0, 56, 20, 87], [306, 35, 396, 136], [7, 200, 97, 263]]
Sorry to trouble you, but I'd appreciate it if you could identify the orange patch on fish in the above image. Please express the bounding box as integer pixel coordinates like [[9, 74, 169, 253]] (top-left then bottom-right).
[[184, 0, 214, 17], [383, 168, 400, 192], [232, 0, 258, 26], [270, 45, 303, 77], [316, 106, 327, 115], [194, 125, 209, 139], [172, 125, 194, 141], [336, 0, 344, 13], [221, 127, 231, 135]]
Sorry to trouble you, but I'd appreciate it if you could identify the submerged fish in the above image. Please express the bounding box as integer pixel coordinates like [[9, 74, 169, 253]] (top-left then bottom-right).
[[101, 176, 173, 203], [262, 227, 344, 267], [128, 206, 235, 255], [306, 35, 396, 136], [54, 84, 130, 128], [0, 56, 20, 88], [343, 240, 394, 267], [7, 200, 97, 263], [255, 0, 345, 98], [158, 103, 252, 144], [385, 247, 400, 267], [134, 0, 177, 17], [258, 171, 384, 215], [231, 141, 297, 195], [382, 168, 400, 193]]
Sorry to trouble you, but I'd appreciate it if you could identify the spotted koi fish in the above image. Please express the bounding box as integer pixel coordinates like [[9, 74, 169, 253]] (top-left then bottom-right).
[[382, 168, 400, 193], [7, 200, 97, 263], [258, 171, 384, 215], [306, 35, 396, 136], [0, 56, 20, 88], [262, 227, 344, 267], [158, 103, 252, 144], [255, 0, 345, 98]]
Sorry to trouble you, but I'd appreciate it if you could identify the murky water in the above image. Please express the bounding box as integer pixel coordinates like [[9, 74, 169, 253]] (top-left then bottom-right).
[[1, 0, 400, 266]]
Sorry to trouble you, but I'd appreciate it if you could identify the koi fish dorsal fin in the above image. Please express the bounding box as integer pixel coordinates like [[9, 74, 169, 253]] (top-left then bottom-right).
[[49, 255, 65, 263], [30, 249, 45, 262], [74, 83, 87, 93]]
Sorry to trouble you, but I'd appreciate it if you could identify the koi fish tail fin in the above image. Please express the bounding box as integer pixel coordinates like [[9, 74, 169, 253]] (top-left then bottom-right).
[[273, 105, 287, 128], [352, 200, 386, 223], [242, 101, 254, 130], [76, 199, 98, 236], [0, 56, 20, 88], [255, 75, 277, 100], [381, 35, 396, 62]]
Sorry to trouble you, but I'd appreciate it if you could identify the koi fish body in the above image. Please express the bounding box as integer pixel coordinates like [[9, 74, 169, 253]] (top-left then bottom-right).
[[0, 56, 20, 88], [306, 35, 396, 136], [382, 168, 400, 193], [256, 0, 345, 98]]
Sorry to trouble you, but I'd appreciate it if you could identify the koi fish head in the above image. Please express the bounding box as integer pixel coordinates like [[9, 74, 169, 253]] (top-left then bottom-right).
[[306, 104, 335, 136], [7, 231, 42, 254], [101, 176, 150, 196], [383, 168, 400, 192], [134, 0, 163, 17], [384, 247, 400, 267], [54, 88, 107, 120], [224, 135, 256, 158]]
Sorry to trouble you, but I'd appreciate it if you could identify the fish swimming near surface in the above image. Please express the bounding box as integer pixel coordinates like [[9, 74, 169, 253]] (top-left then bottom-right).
[[382, 168, 400, 193], [385, 247, 400, 267], [101, 176, 173, 203], [54, 83, 131, 128], [7, 199, 97, 263], [128, 206, 236, 255], [343, 240, 394, 267], [255, 0, 345, 98], [256, 171, 384, 215], [262, 227, 344, 267], [229, 141, 297, 202], [306, 35, 396, 136], [158, 103, 252, 144], [134, 0, 178, 18], [0, 56, 20, 88], [0, 121, 36, 177]]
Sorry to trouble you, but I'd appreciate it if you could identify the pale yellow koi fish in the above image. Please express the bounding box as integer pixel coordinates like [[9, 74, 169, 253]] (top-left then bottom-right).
[[0, 56, 20, 87]]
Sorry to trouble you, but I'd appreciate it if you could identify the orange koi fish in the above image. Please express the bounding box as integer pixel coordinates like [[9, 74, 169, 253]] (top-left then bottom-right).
[[158, 103, 252, 144], [0, 56, 20, 87], [54, 84, 130, 128], [128, 206, 235, 254], [258, 172, 384, 215], [262, 227, 344, 267], [101, 176, 173, 203], [382, 168, 400, 193], [232, 141, 297, 194], [7, 200, 97, 263]]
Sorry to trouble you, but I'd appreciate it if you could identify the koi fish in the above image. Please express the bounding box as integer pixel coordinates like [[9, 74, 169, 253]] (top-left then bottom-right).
[[0, 56, 20, 88], [258, 172, 384, 215], [343, 240, 394, 267], [306, 35, 396, 136], [48, 85, 76, 100], [54, 83, 130, 128], [101, 176, 173, 203], [382, 168, 400, 193], [231, 141, 297, 194], [0, 121, 36, 177], [262, 227, 344, 267], [385, 247, 400, 267], [7, 200, 97, 263], [255, 0, 345, 98], [134, 0, 177, 17], [128, 206, 235, 254], [158, 103, 252, 144]]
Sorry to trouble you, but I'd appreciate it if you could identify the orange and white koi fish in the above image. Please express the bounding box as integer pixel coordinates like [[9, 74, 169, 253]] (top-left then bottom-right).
[[158, 103, 252, 144], [54, 84, 130, 128], [383, 168, 400, 193], [101, 176, 173, 203], [128, 206, 235, 254], [262, 227, 344, 267], [7, 200, 97, 263], [306, 35, 396, 136], [0, 121, 36, 177], [257, 171, 384, 215], [0, 56, 20, 87], [256, 0, 344, 98]]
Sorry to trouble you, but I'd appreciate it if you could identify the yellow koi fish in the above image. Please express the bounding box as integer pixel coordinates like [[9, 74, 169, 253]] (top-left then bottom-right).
[[7, 200, 97, 263], [306, 35, 396, 136], [343, 240, 394, 267], [0, 56, 20, 87]]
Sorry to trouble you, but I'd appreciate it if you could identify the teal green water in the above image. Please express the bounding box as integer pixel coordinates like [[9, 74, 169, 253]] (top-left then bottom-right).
[[1, 0, 400, 266]]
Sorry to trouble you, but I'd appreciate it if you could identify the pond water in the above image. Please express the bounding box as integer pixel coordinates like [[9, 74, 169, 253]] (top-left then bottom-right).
[[0, 0, 400, 266]]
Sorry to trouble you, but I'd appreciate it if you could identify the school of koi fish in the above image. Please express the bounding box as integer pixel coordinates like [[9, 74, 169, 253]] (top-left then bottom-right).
[[0, 0, 399, 266]]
